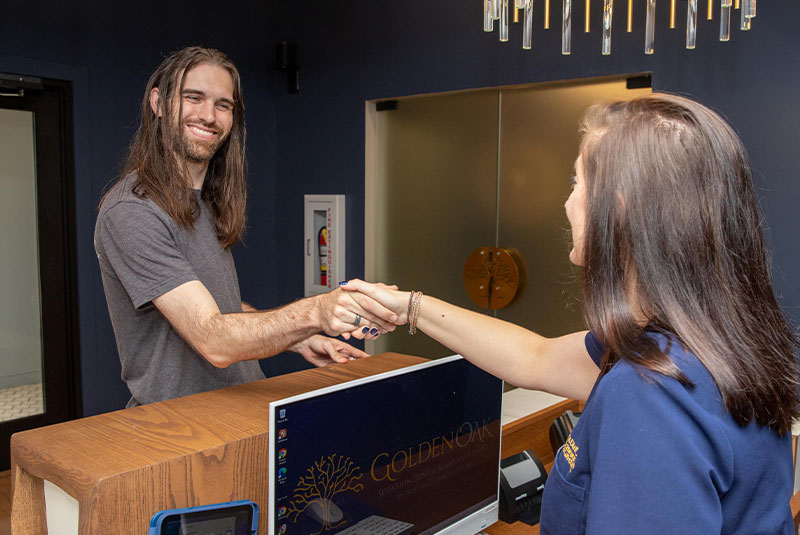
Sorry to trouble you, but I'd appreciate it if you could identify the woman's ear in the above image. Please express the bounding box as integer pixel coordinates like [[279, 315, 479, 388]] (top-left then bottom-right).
[[149, 87, 162, 117]]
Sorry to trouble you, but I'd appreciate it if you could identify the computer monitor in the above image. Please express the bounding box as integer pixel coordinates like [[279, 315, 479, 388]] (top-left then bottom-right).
[[268, 355, 503, 535]]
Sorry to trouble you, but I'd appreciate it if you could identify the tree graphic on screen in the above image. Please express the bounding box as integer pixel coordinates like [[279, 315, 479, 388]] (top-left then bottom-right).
[[287, 454, 365, 534]]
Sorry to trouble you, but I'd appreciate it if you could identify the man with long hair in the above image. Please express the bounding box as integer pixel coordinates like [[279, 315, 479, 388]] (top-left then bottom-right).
[[95, 47, 395, 407]]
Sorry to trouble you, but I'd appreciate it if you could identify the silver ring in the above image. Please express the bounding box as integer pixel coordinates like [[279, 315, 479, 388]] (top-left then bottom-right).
[[353, 313, 362, 327]]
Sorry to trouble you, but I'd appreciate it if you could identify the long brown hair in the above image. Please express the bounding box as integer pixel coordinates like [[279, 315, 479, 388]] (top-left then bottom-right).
[[109, 46, 247, 248], [579, 93, 799, 434]]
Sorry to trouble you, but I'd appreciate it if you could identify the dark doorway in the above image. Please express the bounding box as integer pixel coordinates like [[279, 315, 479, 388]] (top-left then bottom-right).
[[0, 74, 81, 471]]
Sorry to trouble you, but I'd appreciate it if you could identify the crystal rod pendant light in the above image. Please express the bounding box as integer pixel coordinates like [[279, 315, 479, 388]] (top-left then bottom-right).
[[523, 0, 534, 49], [562, 0, 573, 55], [720, 0, 732, 41], [740, 4, 751, 30], [602, 0, 614, 55], [478, 0, 755, 54], [500, 0, 510, 41], [743, 0, 756, 19], [687, 0, 698, 48], [645, 0, 657, 54]]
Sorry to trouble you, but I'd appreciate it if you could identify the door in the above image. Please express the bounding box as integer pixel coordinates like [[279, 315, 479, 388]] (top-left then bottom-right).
[[366, 75, 651, 371], [0, 74, 81, 470]]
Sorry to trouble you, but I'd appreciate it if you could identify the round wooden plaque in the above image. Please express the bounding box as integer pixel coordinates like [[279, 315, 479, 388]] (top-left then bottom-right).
[[463, 246, 520, 310]]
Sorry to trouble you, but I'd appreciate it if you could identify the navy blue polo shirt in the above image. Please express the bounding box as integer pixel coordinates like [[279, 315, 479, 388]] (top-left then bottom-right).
[[539, 330, 794, 534]]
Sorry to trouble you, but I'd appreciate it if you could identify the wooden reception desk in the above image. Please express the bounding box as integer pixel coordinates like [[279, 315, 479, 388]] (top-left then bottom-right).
[[11, 353, 577, 534]]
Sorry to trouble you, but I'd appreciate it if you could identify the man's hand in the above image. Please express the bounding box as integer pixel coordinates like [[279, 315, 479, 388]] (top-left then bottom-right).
[[290, 334, 370, 367]]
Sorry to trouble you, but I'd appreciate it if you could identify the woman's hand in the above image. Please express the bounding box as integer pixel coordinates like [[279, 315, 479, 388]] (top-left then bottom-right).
[[338, 279, 409, 327], [313, 285, 398, 339]]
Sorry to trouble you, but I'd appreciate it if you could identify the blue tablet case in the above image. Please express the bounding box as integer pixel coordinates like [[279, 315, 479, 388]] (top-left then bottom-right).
[[149, 499, 258, 535]]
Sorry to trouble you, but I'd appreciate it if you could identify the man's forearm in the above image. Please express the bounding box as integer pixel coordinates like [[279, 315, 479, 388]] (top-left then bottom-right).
[[197, 296, 322, 367], [154, 280, 396, 368]]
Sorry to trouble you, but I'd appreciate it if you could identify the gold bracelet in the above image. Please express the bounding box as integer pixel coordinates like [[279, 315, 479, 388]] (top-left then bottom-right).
[[408, 290, 423, 335], [409, 291, 419, 334], [407, 291, 416, 332]]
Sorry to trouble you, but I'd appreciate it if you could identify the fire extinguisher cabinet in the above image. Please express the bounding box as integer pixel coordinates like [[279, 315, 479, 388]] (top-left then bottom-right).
[[303, 194, 346, 296]]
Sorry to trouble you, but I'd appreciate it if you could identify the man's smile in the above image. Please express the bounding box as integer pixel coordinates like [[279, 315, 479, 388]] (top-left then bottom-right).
[[186, 123, 219, 139]]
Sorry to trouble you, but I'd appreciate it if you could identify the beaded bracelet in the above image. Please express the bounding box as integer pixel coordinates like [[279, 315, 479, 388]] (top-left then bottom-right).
[[408, 290, 423, 335]]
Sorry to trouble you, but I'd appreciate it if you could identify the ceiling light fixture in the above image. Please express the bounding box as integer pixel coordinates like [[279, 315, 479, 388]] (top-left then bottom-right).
[[482, 0, 756, 55]]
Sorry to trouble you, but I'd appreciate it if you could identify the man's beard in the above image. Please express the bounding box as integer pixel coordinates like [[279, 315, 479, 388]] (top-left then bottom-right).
[[178, 122, 229, 163]]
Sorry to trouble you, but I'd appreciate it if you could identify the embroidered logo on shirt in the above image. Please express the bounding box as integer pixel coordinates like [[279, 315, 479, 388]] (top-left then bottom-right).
[[562, 435, 580, 471]]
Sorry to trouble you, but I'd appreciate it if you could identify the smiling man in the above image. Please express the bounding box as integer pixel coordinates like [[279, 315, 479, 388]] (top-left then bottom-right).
[[94, 47, 395, 407]]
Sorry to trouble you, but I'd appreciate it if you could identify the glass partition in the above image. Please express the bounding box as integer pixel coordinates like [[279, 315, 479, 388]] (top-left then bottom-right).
[[368, 76, 651, 371], [372, 90, 499, 358]]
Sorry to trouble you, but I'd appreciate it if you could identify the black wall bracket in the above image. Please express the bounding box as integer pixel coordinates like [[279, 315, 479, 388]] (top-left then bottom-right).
[[276, 41, 300, 94]]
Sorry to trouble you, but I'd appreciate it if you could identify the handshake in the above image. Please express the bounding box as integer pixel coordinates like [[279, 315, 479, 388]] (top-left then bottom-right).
[[316, 279, 416, 341], [288, 279, 430, 368]]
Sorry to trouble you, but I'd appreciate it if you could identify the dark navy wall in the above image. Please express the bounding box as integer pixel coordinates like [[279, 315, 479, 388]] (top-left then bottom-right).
[[271, 2, 800, 329], [0, 0, 281, 415]]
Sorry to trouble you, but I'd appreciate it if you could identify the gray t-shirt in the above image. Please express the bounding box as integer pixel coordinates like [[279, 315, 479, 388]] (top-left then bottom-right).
[[94, 172, 265, 406]]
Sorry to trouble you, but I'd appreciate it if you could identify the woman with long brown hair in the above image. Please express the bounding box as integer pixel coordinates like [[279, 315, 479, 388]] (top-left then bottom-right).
[[344, 93, 799, 533]]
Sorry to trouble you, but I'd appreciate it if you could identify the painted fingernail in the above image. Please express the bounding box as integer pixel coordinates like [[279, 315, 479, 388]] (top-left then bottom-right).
[[339, 281, 348, 285], [362, 327, 370, 334], [370, 328, 378, 335]]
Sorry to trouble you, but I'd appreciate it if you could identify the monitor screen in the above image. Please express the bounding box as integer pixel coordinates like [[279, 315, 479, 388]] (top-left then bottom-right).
[[268, 355, 503, 535]]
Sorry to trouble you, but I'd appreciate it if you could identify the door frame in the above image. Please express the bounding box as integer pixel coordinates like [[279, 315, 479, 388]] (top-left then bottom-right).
[[0, 76, 81, 471]]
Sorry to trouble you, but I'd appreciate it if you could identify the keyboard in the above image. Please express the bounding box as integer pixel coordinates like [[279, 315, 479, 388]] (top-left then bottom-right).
[[336, 515, 414, 535]]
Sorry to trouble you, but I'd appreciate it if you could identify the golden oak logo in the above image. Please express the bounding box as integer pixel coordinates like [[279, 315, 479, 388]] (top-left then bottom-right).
[[287, 454, 364, 534], [370, 419, 496, 482], [562, 435, 579, 472]]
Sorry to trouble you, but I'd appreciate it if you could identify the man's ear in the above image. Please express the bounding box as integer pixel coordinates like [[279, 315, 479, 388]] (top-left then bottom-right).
[[149, 87, 163, 117]]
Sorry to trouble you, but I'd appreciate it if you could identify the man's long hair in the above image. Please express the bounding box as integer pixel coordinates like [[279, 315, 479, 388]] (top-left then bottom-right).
[[115, 46, 247, 248], [579, 93, 799, 434]]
